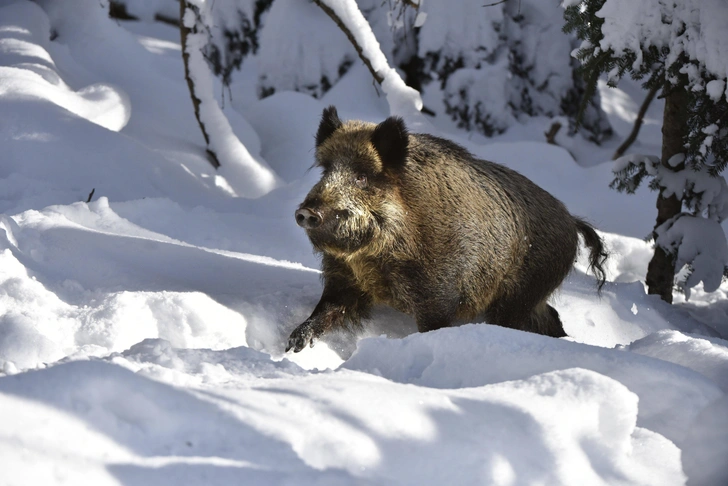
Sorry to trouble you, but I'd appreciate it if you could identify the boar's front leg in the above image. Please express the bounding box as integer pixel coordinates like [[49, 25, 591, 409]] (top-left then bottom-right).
[[286, 285, 370, 352], [287, 261, 371, 353], [399, 261, 460, 333]]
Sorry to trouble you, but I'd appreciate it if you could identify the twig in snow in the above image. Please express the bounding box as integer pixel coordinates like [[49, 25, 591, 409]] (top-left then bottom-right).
[[545, 122, 562, 145]]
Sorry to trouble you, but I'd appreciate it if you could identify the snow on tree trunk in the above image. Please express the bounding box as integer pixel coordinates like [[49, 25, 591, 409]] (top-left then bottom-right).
[[314, 0, 424, 120], [180, 0, 280, 198], [256, 0, 421, 110], [180, 2, 218, 168], [312, 0, 383, 85]]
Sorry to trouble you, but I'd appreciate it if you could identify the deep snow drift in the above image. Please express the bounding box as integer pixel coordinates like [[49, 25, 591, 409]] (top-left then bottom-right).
[[1, 1, 727, 485]]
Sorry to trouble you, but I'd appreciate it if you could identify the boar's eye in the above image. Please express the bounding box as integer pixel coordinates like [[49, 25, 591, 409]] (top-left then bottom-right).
[[354, 173, 368, 188]]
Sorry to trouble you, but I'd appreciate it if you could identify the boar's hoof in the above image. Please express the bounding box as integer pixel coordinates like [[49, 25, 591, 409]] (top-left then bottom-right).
[[286, 320, 324, 353]]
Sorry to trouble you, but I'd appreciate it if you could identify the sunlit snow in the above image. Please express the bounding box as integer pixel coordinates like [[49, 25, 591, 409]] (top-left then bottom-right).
[[1, 1, 727, 485]]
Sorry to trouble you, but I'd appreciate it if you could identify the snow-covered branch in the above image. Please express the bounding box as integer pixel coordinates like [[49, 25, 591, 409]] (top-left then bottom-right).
[[656, 213, 728, 297], [612, 153, 728, 294], [612, 154, 728, 221], [180, 0, 280, 198], [312, 0, 423, 119], [594, 0, 728, 96], [312, 0, 383, 85]]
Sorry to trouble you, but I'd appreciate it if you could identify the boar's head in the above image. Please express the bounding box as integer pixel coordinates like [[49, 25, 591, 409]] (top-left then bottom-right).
[[295, 106, 409, 256]]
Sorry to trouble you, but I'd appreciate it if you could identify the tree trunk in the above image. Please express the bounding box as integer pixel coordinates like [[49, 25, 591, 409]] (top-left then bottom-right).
[[180, 1, 220, 169], [645, 77, 688, 303]]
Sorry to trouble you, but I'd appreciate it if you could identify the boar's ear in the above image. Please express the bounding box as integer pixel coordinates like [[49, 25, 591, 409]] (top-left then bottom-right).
[[371, 116, 409, 169], [316, 106, 343, 147]]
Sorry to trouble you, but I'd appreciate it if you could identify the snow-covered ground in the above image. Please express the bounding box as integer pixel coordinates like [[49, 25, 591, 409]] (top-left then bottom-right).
[[1, 1, 727, 485]]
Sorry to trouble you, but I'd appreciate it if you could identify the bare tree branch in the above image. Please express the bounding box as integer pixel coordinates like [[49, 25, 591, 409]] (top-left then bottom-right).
[[612, 82, 660, 160]]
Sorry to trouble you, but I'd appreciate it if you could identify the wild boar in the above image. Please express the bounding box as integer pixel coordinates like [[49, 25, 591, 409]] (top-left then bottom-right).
[[287, 106, 607, 352]]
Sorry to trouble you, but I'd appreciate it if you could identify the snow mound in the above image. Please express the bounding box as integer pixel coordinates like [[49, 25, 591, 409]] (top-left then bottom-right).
[[0, 356, 684, 486], [2, 2, 728, 485], [626, 330, 728, 392], [343, 324, 722, 445], [113, 338, 304, 384], [681, 394, 728, 486], [0, 197, 323, 372], [0, 1, 131, 131], [0, 245, 250, 372]]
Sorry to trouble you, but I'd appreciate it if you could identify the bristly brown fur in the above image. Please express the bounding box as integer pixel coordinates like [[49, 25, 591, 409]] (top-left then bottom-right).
[[286, 107, 609, 352]]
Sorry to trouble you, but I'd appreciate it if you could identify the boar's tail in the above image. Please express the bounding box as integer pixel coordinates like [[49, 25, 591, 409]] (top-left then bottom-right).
[[575, 218, 608, 292]]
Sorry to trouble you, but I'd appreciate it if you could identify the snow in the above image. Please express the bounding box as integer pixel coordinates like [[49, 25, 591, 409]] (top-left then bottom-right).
[[0, 1, 131, 132], [1, 1, 728, 485], [706, 79, 726, 102], [419, 1, 502, 63], [257, 0, 356, 100], [626, 330, 728, 391], [656, 214, 728, 295], [612, 151, 728, 294], [444, 61, 514, 134], [181, 0, 280, 197], [318, 0, 424, 121], [593, 0, 728, 99], [419, 0, 606, 138]]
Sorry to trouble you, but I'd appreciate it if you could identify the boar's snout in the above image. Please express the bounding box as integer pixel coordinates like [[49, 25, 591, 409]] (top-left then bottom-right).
[[295, 207, 323, 229]]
